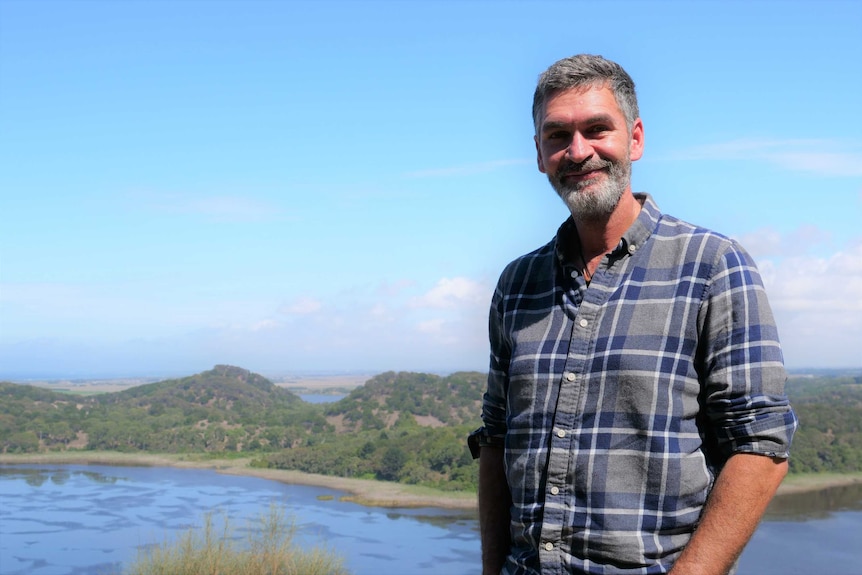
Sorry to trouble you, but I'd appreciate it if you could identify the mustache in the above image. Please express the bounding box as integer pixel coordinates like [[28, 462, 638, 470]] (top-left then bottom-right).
[[555, 159, 613, 177]]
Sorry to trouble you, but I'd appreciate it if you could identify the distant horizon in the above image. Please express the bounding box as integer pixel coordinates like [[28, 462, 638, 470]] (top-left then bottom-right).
[[3, 363, 860, 384]]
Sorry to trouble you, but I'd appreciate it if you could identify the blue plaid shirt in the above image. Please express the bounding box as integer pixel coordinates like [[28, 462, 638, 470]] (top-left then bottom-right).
[[482, 194, 797, 575]]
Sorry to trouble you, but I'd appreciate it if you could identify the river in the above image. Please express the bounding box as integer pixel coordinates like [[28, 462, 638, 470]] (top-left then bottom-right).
[[0, 464, 860, 575]]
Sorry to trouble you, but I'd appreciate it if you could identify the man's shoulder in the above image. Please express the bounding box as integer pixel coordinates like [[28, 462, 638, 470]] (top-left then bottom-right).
[[634, 194, 738, 252], [654, 210, 722, 239], [650, 211, 760, 277], [653, 211, 740, 251], [501, 236, 557, 273], [493, 236, 558, 293]]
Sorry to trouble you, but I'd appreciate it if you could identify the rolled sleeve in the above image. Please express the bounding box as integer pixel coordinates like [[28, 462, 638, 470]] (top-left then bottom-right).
[[482, 281, 510, 442], [699, 240, 798, 459]]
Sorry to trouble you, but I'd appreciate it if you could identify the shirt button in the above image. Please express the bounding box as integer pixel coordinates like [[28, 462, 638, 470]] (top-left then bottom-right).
[[628, 244, 636, 254], [570, 270, 578, 278], [579, 318, 588, 328], [550, 486, 560, 495], [565, 372, 575, 382], [544, 542, 554, 552], [556, 429, 566, 438]]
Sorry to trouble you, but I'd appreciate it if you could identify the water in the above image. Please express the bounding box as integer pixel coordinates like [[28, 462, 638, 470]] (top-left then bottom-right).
[[0, 465, 477, 575], [1, 465, 860, 575], [738, 482, 862, 575], [298, 393, 347, 404]]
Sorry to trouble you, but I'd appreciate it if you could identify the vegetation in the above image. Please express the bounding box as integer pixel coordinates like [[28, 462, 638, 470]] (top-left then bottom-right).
[[0, 366, 484, 491], [2, 365, 861, 489], [784, 373, 862, 473], [126, 505, 348, 575]]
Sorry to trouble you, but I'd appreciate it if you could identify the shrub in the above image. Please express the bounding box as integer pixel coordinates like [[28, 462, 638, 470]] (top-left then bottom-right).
[[126, 504, 349, 575]]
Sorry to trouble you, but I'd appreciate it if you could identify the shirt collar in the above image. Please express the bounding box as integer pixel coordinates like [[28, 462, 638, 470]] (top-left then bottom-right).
[[554, 193, 661, 268]]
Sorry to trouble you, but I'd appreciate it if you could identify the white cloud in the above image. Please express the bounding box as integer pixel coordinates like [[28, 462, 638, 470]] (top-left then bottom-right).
[[409, 277, 488, 310], [368, 303, 390, 318], [671, 138, 862, 177], [250, 319, 278, 331], [279, 297, 323, 315], [758, 237, 862, 368], [736, 225, 832, 259]]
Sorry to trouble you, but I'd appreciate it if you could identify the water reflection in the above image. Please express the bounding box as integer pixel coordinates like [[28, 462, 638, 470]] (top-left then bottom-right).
[[0, 466, 126, 488], [765, 482, 862, 521]]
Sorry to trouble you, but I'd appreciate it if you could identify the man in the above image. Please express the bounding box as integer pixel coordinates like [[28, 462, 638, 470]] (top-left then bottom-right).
[[471, 55, 797, 575]]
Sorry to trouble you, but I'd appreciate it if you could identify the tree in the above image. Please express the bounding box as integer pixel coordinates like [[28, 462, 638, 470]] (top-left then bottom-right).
[[378, 446, 408, 481]]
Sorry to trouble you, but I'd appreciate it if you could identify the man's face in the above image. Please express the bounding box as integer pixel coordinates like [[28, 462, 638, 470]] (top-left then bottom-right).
[[534, 85, 644, 221]]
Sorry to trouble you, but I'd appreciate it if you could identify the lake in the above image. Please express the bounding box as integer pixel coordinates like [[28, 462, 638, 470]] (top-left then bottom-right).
[[1, 464, 860, 575]]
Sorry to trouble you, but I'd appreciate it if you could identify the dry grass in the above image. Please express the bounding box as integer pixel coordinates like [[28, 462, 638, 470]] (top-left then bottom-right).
[[126, 504, 348, 575]]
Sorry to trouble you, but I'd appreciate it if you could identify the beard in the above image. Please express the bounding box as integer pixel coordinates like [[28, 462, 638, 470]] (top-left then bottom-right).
[[548, 155, 632, 221]]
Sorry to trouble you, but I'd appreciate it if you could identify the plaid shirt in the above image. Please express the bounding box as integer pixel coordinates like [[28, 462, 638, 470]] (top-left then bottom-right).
[[482, 194, 797, 575]]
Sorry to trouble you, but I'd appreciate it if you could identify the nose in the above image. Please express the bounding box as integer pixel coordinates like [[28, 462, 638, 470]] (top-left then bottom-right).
[[565, 132, 593, 163]]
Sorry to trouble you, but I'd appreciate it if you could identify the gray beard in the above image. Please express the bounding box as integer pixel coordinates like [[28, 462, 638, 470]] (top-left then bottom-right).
[[549, 157, 632, 221]]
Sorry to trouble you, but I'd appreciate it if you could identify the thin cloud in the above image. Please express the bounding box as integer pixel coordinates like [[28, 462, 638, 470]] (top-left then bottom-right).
[[669, 138, 862, 177], [279, 297, 323, 315], [376, 279, 416, 298], [250, 319, 279, 332], [404, 158, 531, 178], [408, 277, 488, 310], [736, 225, 832, 259], [184, 196, 281, 222], [127, 191, 284, 222]]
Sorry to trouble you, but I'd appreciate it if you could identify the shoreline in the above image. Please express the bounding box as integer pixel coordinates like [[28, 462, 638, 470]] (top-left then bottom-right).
[[1, 451, 861, 510], [0, 452, 477, 510]]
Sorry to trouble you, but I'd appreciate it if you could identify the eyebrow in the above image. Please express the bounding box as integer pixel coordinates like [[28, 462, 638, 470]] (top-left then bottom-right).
[[541, 113, 617, 133]]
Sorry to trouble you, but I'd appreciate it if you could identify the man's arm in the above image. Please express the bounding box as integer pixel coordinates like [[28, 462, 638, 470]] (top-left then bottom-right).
[[479, 445, 511, 575], [669, 452, 788, 575]]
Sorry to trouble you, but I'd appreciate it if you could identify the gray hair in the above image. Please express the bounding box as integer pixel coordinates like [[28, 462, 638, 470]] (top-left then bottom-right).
[[532, 54, 639, 134]]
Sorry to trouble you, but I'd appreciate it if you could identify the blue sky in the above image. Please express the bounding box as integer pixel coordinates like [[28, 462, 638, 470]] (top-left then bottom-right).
[[1, 0, 860, 378]]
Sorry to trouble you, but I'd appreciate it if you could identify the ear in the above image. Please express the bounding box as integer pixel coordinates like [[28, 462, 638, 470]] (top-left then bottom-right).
[[629, 118, 645, 162], [535, 135, 547, 174]]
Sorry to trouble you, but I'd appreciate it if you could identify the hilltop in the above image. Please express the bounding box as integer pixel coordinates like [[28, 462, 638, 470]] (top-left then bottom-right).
[[3, 366, 861, 492], [0, 365, 484, 491]]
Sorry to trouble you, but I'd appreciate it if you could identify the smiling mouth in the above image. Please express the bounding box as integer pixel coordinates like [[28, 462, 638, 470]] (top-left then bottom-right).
[[561, 168, 605, 183]]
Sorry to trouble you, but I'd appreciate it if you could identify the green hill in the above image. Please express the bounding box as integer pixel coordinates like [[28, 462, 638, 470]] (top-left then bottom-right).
[[0, 366, 486, 491], [3, 367, 860, 491], [0, 365, 320, 454], [784, 374, 862, 473], [323, 370, 483, 431]]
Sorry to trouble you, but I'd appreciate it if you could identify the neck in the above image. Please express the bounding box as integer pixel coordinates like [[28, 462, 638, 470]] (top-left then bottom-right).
[[573, 191, 642, 263]]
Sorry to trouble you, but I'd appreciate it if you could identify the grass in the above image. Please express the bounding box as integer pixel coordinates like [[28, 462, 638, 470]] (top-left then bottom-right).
[[781, 471, 862, 493], [126, 504, 349, 575]]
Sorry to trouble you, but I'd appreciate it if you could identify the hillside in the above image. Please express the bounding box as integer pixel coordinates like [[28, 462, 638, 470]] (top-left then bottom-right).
[[0, 365, 318, 453], [323, 370, 483, 431], [97, 364, 302, 417], [784, 374, 862, 473], [0, 366, 486, 491], [3, 367, 860, 491]]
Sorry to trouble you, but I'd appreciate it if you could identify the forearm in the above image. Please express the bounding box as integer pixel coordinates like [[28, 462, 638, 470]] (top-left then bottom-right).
[[479, 445, 511, 575], [669, 453, 788, 575]]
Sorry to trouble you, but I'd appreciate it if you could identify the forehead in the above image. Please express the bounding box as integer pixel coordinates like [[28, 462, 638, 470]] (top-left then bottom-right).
[[539, 85, 623, 125]]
